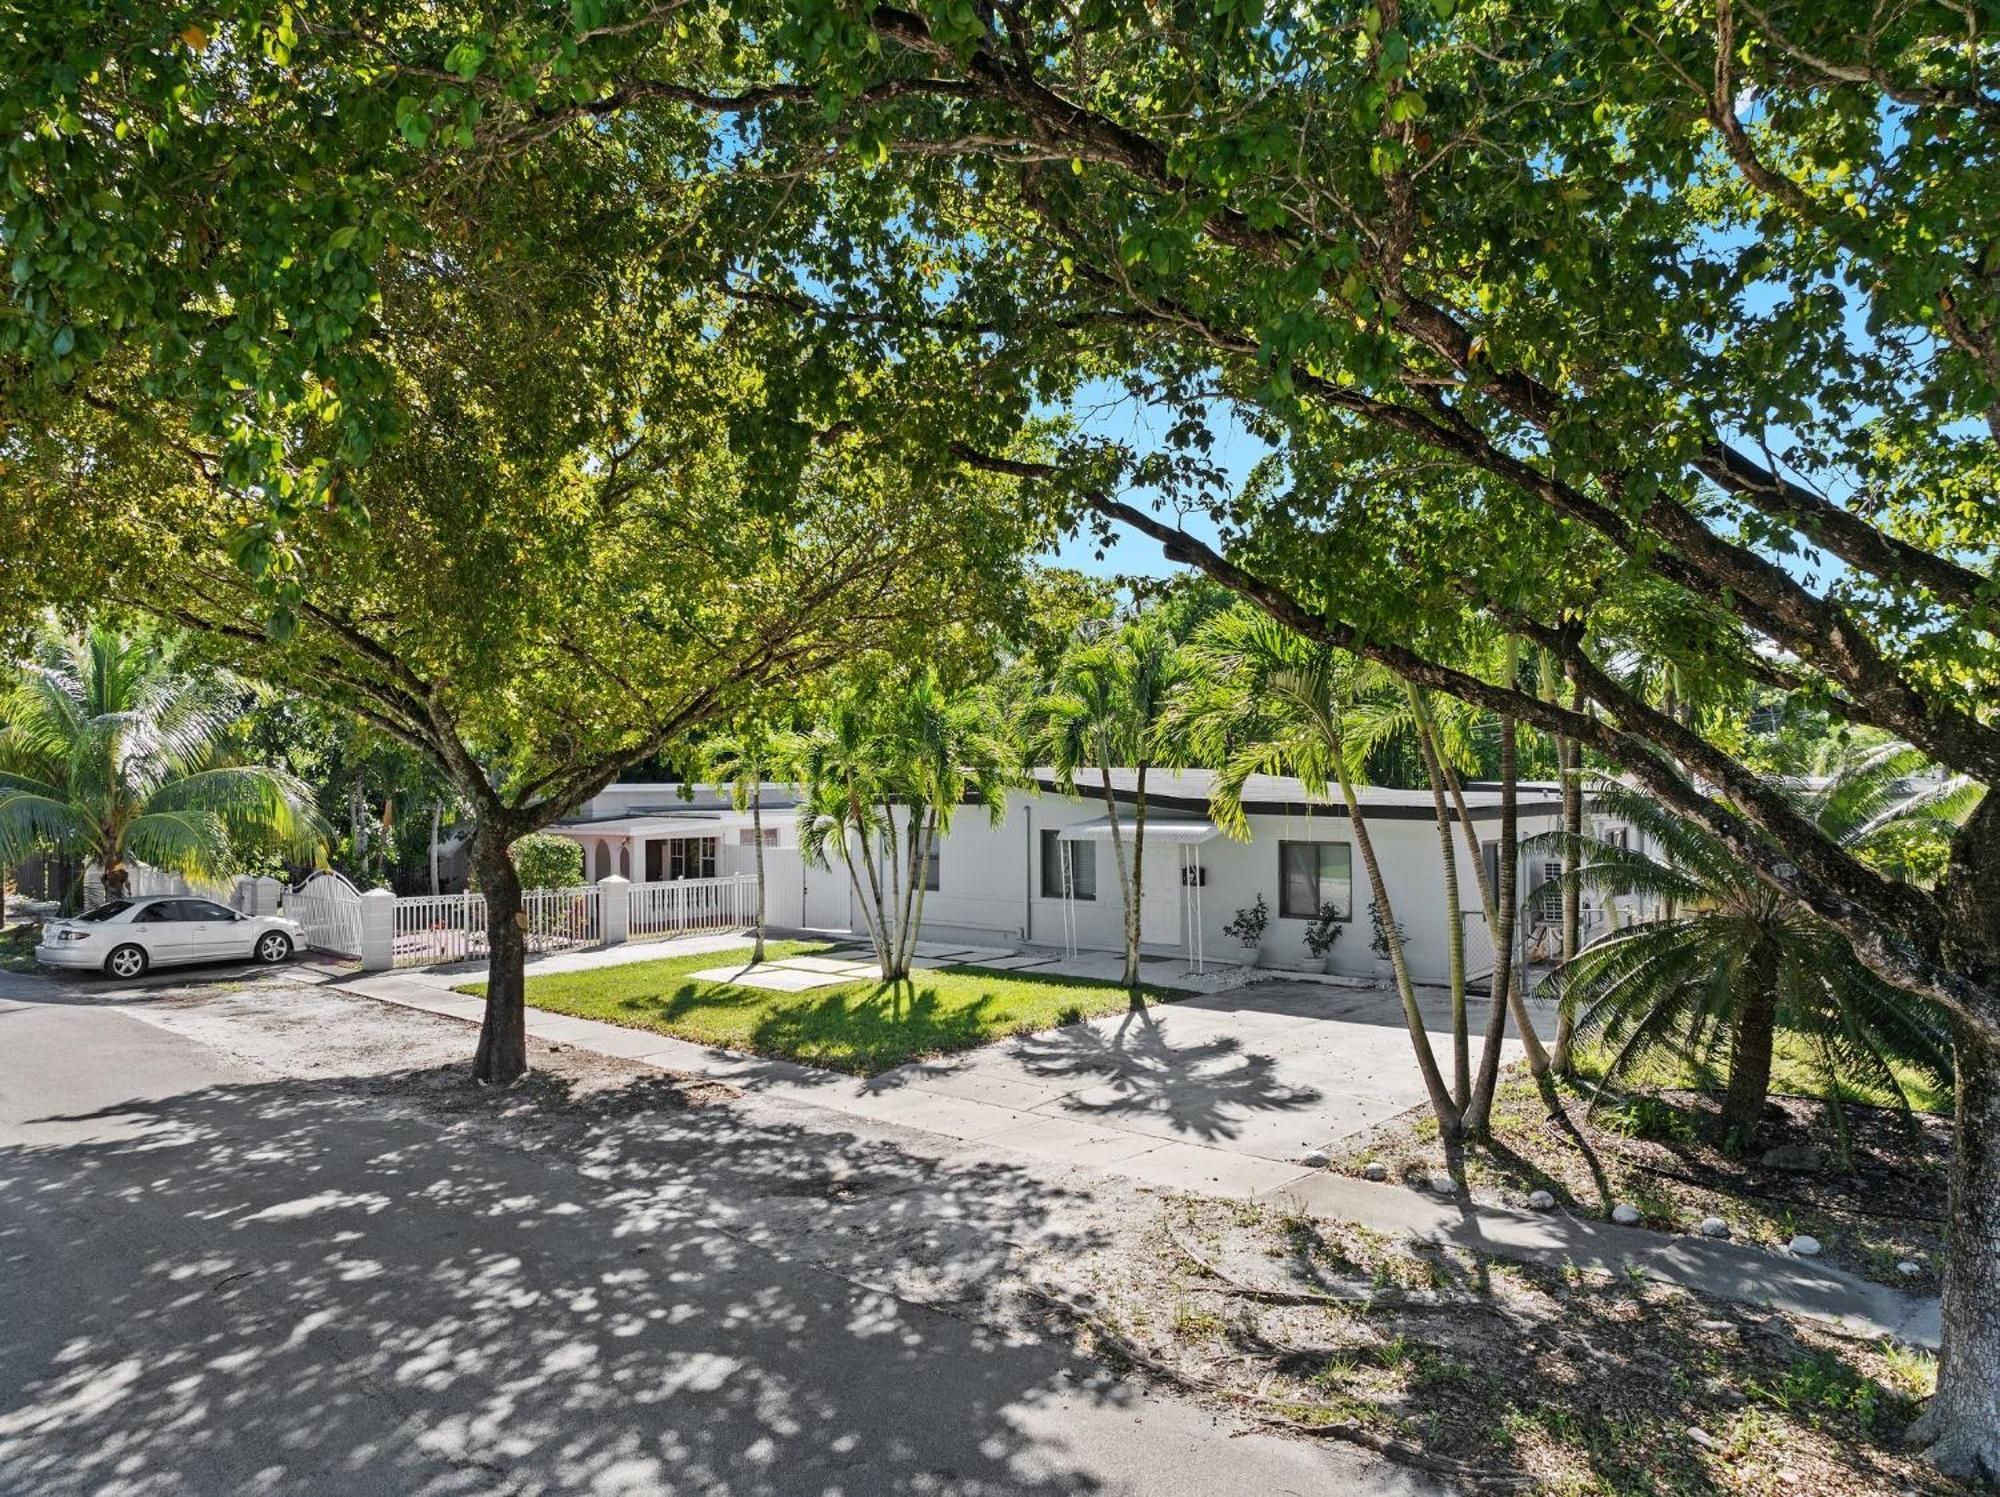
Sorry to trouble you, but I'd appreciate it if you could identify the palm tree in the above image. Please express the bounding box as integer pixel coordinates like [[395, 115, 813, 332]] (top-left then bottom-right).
[[704, 724, 775, 963], [0, 621, 326, 901], [1177, 609, 1470, 1157], [1027, 614, 1189, 1000], [794, 673, 1012, 982], [1536, 748, 1974, 1145]]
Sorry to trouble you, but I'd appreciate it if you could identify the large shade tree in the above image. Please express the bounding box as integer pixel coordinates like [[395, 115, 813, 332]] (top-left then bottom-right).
[[7, 0, 2000, 1468], [4, 225, 1039, 1084]]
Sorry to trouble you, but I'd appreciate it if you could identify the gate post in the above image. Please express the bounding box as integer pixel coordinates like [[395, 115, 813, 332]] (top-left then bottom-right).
[[359, 888, 397, 971], [599, 875, 630, 945]]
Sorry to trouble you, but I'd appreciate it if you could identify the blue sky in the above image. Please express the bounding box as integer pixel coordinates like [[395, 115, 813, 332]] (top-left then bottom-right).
[[1045, 381, 1264, 580]]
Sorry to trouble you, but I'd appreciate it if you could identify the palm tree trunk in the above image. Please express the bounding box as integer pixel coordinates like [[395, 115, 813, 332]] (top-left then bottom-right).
[[1126, 762, 1148, 1002], [1094, 746, 1134, 981], [1332, 754, 1462, 1161], [844, 783, 894, 978], [750, 781, 766, 965], [906, 810, 937, 974], [1551, 670, 1585, 1075], [1721, 946, 1779, 1142], [1466, 706, 1522, 1136], [471, 825, 529, 1084], [1423, 696, 1557, 1103], [1407, 685, 1469, 1107], [894, 802, 924, 978]]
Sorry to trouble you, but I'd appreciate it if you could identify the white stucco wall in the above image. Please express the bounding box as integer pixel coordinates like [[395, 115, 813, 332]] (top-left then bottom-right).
[[894, 789, 1562, 985]]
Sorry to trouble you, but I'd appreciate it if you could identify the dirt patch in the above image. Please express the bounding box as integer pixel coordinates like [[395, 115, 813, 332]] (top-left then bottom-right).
[[112, 976, 738, 1115], [1039, 1193, 1960, 1495], [1333, 1067, 1948, 1288]]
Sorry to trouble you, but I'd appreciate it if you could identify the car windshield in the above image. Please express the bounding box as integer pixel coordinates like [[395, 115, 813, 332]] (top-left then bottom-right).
[[76, 901, 133, 923]]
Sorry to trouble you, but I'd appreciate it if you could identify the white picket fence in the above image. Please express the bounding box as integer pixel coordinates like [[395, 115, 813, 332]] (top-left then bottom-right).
[[383, 875, 751, 970], [628, 875, 754, 941]]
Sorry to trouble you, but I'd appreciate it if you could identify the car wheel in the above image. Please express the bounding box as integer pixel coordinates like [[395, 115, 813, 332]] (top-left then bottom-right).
[[256, 932, 294, 964], [104, 944, 149, 980]]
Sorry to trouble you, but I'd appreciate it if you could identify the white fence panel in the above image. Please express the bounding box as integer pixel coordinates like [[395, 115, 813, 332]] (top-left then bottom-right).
[[524, 885, 600, 950], [390, 884, 601, 969], [628, 875, 752, 941], [287, 870, 364, 957], [393, 892, 488, 969]]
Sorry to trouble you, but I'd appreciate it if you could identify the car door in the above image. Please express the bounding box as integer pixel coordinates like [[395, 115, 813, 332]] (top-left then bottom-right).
[[180, 899, 244, 960], [130, 899, 197, 965]]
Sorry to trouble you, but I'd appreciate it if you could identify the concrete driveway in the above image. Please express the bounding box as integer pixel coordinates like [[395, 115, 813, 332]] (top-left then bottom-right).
[[359, 964, 1548, 1201]]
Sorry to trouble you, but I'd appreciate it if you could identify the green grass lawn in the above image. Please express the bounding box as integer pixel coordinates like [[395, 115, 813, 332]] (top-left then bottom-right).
[[460, 939, 1184, 1075]]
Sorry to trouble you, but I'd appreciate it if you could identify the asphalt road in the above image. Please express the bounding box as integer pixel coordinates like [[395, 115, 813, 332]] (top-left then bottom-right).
[[0, 986, 1436, 1497]]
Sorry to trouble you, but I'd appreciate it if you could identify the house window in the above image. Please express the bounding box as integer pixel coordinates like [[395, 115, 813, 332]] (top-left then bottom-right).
[[924, 843, 941, 892], [1040, 829, 1096, 900], [738, 826, 780, 847], [1279, 841, 1352, 920], [664, 837, 716, 881], [1540, 860, 1563, 923]]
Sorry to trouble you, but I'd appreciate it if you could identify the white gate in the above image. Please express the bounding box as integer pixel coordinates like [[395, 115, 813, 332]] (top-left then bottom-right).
[[800, 862, 852, 932], [628, 875, 751, 941], [286, 871, 364, 958]]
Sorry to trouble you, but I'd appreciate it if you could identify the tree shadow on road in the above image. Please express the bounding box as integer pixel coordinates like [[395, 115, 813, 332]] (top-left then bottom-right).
[[0, 1058, 1140, 1497]]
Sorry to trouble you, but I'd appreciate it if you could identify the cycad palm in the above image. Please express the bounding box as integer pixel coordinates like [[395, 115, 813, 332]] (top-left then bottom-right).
[[1539, 751, 1969, 1143], [0, 622, 325, 899]]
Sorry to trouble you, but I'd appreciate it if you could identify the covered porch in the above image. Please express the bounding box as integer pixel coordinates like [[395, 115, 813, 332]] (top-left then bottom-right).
[[554, 811, 780, 886], [1055, 814, 1222, 975]]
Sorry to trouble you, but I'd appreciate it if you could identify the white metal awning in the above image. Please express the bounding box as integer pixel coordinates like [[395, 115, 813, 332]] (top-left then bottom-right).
[[1056, 816, 1221, 844], [555, 812, 782, 838]]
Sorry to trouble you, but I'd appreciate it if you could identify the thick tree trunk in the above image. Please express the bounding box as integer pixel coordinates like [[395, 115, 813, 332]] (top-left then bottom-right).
[[1910, 796, 2000, 1478], [471, 828, 529, 1084], [1721, 956, 1778, 1143], [1908, 1022, 2000, 1479]]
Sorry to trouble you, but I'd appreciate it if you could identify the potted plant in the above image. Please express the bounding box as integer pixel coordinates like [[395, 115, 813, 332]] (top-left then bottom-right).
[[1303, 902, 1345, 973], [1368, 902, 1406, 980], [1223, 893, 1270, 968]]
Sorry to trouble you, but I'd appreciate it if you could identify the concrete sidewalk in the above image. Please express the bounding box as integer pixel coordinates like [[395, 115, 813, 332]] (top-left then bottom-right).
[[337, 956, 1941, 1349]]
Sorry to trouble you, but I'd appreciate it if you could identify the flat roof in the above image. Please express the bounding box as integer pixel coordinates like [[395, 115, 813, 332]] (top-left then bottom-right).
[[1031, 767, 1564, 821]]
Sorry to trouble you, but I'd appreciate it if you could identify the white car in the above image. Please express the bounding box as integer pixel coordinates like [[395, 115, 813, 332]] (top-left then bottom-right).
[[37, 896, 306, 979]]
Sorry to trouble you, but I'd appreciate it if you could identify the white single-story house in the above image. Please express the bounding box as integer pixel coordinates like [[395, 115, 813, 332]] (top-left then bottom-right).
[[554, 782, 795, 886], [553, 769, 1652, 984]]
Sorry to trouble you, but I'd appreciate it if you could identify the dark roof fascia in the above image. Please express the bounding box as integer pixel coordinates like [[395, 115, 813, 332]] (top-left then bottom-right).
[[1028, 773, 1567, 822]]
